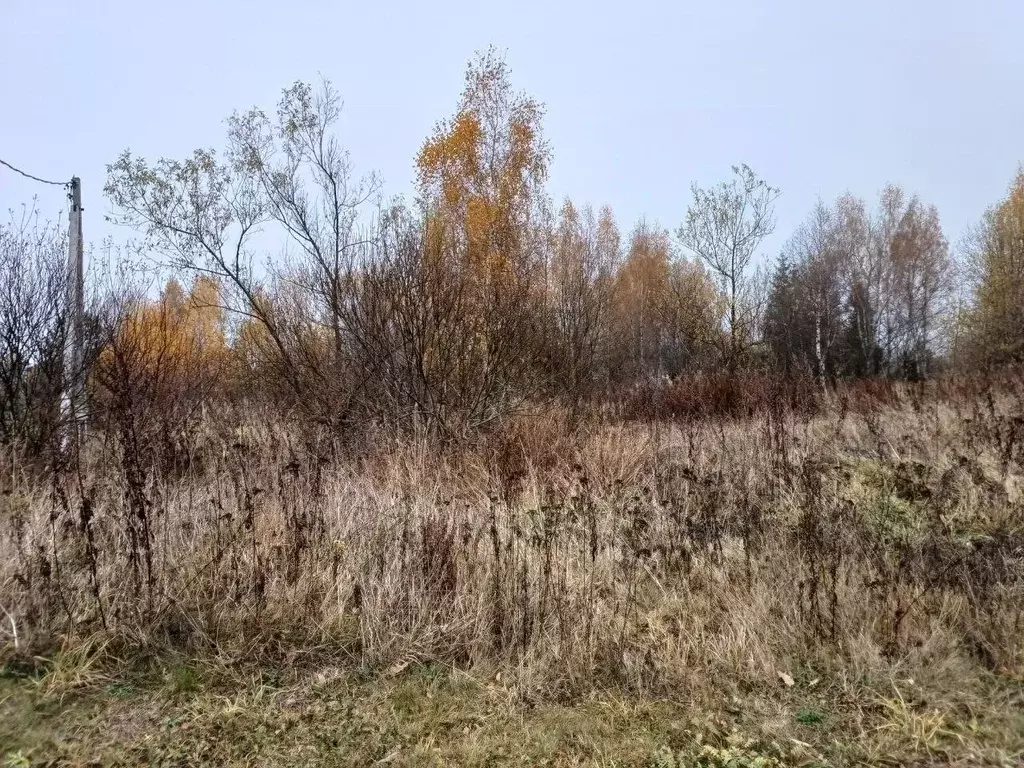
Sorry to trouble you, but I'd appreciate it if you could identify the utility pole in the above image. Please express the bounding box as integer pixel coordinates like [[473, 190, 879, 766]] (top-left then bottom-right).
[[65, 176, 84, 443]]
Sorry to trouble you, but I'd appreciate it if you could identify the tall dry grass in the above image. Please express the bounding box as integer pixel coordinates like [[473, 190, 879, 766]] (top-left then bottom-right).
[[1, 379, 1022, 703]]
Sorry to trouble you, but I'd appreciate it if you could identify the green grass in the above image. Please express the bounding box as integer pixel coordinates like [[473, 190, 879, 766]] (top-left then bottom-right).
[[2, 657, 1022, 767], [795, 708, 825, 726]]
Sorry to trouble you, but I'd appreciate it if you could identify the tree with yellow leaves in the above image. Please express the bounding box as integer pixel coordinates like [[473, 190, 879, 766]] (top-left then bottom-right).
[[961, 169, 1024, 367], [95, 275, 228, 423], [376, 48, 554, 432], [417, 47, 550, 280], [667, 255, 726, 372], [609, 220, 723, 380], [612, 222, 674, 379], [118, 276, 225, 377]]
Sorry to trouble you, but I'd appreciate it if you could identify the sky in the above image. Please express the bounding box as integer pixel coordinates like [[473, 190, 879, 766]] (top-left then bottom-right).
[[2, 0, 1022, 266]]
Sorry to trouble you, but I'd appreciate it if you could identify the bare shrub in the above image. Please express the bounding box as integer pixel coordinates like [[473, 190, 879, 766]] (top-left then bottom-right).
[[0, 208, 76, 459], [617, 372, 821, 422]]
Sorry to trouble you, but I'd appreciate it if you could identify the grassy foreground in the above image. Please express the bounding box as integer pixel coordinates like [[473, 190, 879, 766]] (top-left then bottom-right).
[[3, 650, 1023, 767], [4, 381, 1024, 765]]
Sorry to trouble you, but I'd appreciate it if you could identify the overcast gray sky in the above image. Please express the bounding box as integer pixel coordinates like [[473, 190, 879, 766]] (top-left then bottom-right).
[[2, 0, 1022, 261]]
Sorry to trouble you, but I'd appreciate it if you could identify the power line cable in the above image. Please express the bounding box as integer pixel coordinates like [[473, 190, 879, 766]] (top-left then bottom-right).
[[0, 157, 68, 187]]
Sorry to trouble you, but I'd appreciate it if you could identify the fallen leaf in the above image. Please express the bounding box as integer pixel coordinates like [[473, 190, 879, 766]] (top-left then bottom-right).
[[387, 660, 411, 677]]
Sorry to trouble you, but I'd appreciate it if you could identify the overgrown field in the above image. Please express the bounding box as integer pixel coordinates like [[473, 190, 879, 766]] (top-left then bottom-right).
[[3, 380, 1024, 765]]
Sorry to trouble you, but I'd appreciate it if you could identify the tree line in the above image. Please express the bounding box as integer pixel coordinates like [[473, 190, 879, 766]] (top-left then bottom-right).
[[2, 50, 1023, 449]]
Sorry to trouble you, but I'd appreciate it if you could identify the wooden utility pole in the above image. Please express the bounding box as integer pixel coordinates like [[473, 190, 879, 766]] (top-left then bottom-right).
[[65, 176, 85, 439]]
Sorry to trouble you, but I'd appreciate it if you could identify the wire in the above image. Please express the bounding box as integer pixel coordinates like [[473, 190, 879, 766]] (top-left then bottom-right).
[[0, 157, 68, 187]]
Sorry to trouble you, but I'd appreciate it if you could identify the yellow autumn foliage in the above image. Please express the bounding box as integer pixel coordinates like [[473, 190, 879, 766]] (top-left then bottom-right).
[[416, 49, 549, 278], [99, 275, 227, 388], [962, 169, 1024, 365]]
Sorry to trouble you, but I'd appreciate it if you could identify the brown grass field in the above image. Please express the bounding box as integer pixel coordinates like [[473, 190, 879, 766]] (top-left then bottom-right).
[[2, 378, 1023, 766]]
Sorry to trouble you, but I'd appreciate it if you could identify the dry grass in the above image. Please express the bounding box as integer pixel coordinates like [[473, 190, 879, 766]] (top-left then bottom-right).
[[2, 380, 1024, 764]]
